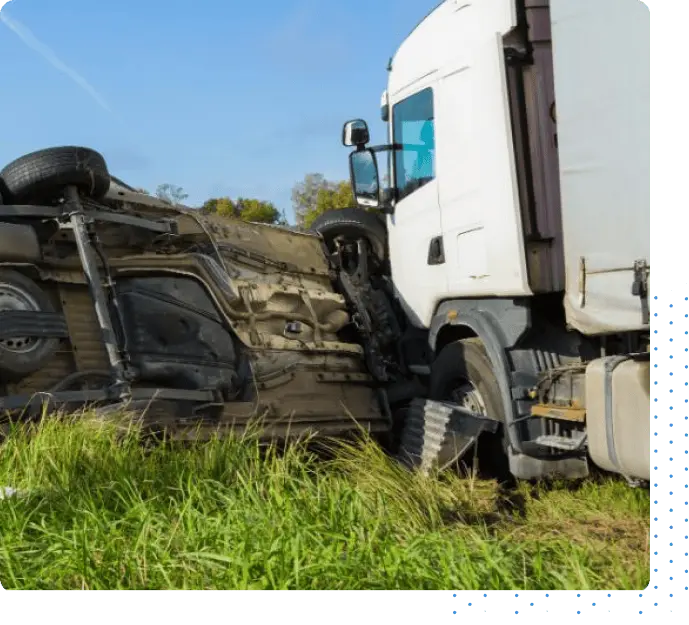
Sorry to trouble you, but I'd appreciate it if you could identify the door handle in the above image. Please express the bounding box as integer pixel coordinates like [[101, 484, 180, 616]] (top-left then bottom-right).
[[427, 236, 445, 265]]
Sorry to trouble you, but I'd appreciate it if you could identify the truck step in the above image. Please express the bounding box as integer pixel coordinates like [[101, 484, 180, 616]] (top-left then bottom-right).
[[533, 434, 587, 452], [396, 398, 499, 473]]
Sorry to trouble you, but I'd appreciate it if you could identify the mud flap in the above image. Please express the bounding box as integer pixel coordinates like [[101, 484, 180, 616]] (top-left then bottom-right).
[[397, 398, 499, 473]]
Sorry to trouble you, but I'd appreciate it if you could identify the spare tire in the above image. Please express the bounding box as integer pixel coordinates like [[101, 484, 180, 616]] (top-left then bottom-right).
[[0, 146, 110, 202], [309, 207, 388, 266]]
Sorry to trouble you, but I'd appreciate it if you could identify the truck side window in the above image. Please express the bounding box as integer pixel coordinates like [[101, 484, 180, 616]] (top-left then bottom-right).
[[392, 87, 435, 201]]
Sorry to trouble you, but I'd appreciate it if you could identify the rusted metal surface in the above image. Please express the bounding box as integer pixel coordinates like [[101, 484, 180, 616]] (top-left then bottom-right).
[[57, 285, 110, 372], [530, 403, 586, 423]]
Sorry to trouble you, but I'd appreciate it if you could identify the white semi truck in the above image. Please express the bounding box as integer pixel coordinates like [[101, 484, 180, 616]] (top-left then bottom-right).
[[313, 0, 650, 482]]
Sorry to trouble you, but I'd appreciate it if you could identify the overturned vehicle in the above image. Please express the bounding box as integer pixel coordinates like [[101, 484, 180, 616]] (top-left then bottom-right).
[[0, 146, 479, 466]]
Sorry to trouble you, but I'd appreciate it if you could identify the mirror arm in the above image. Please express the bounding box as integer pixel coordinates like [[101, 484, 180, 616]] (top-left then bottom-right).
[[370, 143, 402, 154]]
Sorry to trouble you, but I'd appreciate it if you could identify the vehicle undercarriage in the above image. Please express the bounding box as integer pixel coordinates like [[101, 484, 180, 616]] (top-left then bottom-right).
[[0, 147, 400, 439], [0, 146, 518, 478]]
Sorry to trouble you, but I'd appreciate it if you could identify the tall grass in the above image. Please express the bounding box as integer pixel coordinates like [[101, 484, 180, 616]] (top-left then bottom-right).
[[0, 415, 649, 590]]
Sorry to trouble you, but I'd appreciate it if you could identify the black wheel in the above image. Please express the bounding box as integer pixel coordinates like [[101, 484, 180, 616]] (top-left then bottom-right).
[[0, 269, 61, 380], [309, 208, 388, 269], [430, 338, 509, 477], [0, 146, 110, 202]]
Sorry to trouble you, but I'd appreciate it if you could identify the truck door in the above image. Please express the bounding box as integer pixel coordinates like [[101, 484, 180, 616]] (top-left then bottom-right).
[[387, 86, 447, 328], [434, 10, 532, 301]]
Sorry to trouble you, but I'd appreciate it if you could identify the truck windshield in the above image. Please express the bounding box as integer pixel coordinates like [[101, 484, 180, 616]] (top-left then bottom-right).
[[392, 87, 435, 201]]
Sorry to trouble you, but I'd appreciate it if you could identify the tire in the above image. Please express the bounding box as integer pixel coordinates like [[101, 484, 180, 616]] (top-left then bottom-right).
[[309, 207, 388, 266], [0, 177, 8, 204], [0, 146, 110, 202], [430, 338, 509, 476], [0, 269, 61, 380]]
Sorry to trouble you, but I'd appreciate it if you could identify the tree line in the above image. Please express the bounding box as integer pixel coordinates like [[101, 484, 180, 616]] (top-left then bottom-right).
[[143, 174, 355, 230]]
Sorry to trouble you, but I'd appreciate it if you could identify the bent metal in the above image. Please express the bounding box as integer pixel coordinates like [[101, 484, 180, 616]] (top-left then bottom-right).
[[0, 146, 494, 470]]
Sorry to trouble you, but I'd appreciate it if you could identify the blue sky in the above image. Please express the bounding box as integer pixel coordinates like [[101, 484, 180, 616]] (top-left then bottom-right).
[[0, 0, 439, 222]]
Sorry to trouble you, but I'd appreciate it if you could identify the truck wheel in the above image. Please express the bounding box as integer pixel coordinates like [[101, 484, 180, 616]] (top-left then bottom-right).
[[430, 338, 509, 476], [309, 208, 388, 269], [0, 270, 60, 380], [0, 146, 110, 202]]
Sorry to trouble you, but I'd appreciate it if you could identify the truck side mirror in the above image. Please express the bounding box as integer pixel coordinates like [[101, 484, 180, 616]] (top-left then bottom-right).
[[342, 119, 370, 147], [349, 149, 380, 208]]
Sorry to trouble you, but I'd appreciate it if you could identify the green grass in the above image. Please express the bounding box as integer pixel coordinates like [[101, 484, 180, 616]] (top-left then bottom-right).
[[0, 414, 649, 590]]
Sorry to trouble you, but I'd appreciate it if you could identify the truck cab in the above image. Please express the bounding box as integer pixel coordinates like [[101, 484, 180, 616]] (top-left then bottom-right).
[[333, 0, 650, 482]]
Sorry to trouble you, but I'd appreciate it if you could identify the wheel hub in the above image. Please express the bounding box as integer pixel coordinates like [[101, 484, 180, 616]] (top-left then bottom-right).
[[0, 282, 41, 354], [334, 236, 366, 275], [433, 380, 489, 471], [451, 381, 488, 416]]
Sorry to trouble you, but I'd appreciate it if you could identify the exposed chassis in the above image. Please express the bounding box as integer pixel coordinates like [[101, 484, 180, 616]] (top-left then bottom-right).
[[0, 147, 499, 464]]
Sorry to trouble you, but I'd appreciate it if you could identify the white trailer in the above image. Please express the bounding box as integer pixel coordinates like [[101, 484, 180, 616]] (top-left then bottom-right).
[[330, 0, 649, 482]]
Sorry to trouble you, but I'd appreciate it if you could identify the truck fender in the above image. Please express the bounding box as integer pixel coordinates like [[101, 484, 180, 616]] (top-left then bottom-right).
[[428, 300, 529, 452], [427, 298, 590, 480]]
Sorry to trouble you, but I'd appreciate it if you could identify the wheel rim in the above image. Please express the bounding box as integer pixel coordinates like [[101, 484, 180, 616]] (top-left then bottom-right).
[[329, 235, 371, 276], [450, 380, 488, 417], [435, 378, 488, 470], [0, 282, 42, 354]]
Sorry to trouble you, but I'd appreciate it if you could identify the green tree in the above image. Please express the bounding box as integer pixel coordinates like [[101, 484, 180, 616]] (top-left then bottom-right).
[[156, 183, 188, 206], [291, 173, 327, 227], [215, 198, 237, 218], [200, 196, 283, 224], [292, 174, 354, 229], [200, 198, 221, 214], [303, 181, 353, 228], [201, 197, 236, 217], [236, 197, 281, 224]]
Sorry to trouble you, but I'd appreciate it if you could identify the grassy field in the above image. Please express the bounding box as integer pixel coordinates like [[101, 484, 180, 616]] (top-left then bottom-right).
[[0, 414, 649, 590]]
